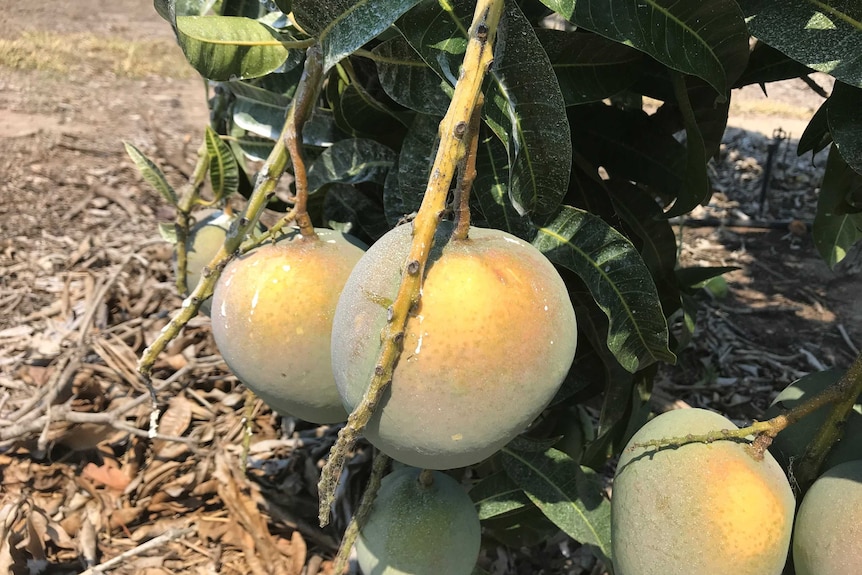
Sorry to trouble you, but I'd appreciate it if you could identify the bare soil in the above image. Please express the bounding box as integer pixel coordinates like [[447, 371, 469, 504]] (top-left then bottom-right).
[[1, 2, 860, 574]]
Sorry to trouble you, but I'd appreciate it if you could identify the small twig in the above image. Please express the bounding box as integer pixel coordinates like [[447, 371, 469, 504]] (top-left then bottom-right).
[[316, 0, 503, 526], [78, 527, 194, 575], [331, 451, 390, 574], [837, 324, 860, 355], [452, 98, 483, 241]]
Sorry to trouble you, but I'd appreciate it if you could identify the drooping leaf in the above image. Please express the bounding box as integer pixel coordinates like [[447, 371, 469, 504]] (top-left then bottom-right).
[[733, 41, 814, 88], [371, 36, 452, 115], [798, 100, 832, 157], [568, 103, 687, 202], [326, 75, 411, 145], [474, 129, 535, 240], [740, 0, 862, 88], [536, 28, 644, 106], [398, 0, 572, 216], [542, 0, 750, 94], [322, 184, 390, 242], [469, 471, 532, 520], [501, 447, 612, 561], [533, 206, 676, 372], [813, 145, 862, 267], [204, 126, 240, 201], [124, 142, 178, 206], [230, 83, 290, 140], [291, 0, 423, 72], [665, 71, 710, 217], [175, 15, 291, 80], [384, 113, 438, 225], [827, 81, 862, 175], [306, 138, 396, 192]]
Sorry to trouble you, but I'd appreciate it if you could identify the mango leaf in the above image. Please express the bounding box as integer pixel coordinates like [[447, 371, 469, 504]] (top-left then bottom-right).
[[568, 103, 687, 202], [175, 16, 291, 81], [542, 0, 750, 94], [675, 266, 741, 290], [291, 0, 423, 72], [306, 138, 396, 192], [371, 36, 452, 115], [230, 83, 290, 140], [384, 113, 438, 225], [536, 28, 644, 106], [322, 184, 390, 242], [533, 206, 676, 372], [665, 71, 710, 217], [798, 100, 832, 157], [124, 142, 178, 207], [398, 0, 571, 216], [469, 471, 532, 521], [204, 126, 239, 202], [501, 447, 612, 561], [474, 129, 535, 240], [740, 0, 862, 88], [827, 82, 862, 175], [733, 41, 814, 88], [814, 145, 862, 267], [326, 76, 411, 145]]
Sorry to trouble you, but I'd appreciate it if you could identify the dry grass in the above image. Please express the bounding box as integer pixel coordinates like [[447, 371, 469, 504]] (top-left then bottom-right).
[[0, 30, 196, 79]]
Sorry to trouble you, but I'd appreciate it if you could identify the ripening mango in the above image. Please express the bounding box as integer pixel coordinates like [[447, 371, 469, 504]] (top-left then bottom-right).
[[612, 408, 795, 575], [211, 229, 365, 423], [331, 222, 577, 469]]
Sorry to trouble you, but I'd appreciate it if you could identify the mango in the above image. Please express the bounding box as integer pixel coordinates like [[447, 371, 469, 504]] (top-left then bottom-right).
[[211, 229, 365, 423], [612, 408, 795, 575], [331, 223, 577, 469]]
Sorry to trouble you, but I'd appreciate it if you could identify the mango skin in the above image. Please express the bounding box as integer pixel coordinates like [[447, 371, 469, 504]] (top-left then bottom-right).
[[356, 466, 481, 575], [612, 408, 795, 575], [793, 459, 862, 575], [764, 369, 862, 473], [211, 229, 365, 423], [331, 223, 577, 469]]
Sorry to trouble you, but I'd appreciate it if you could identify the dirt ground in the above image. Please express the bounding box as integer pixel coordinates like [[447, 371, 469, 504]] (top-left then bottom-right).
[[1, 2, 860, 574]]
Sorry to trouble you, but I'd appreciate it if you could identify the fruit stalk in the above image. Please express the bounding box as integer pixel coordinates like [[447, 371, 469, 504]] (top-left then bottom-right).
[[793, 349, 862, 490], [316, 0, 504, 525], [137, 45, 323, 385], [173, 139, 210, 296], [331, 451, 390, 574], [452, 98, 483, 241]]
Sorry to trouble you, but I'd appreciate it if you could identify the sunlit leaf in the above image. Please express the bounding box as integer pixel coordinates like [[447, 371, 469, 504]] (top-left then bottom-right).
[[204, 126, 239, 201], [292, 0, 423, 72], [533, 206, 676, 372], [740, 0, 862, 88], [542, 0, 750, 94], [469, 471, 531, 521], [827, 81, 862, 175], [813, 145, 862, 267], [306, 138, 396, 192], [176, 15, 291, 80], [124, 142, 178, 206], [501, 447, 612, 561], [536, 28, 644, 106], [474, 130, 535, 240], [399, 0, 571, 216]]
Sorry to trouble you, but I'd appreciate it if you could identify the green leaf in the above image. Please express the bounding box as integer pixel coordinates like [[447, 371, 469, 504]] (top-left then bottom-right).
[[533, 206, 676, 372], [371, 36, 452, 115], [568, 103, 687, 203], [536, 28, 644, 106], [474, 129, 535, 239], [828, 81, 862, 175], [230, 84, 290, 140], [124, 142, 178, 206], [398, 0, 572, 216], [205, 126, 240, 202], [675, 266, 741, 290], [665, 71, 710, 217], [175, 15, 291, 81], [814, 144, 862, 267], [306, 138, 396, 192], [501, 447, 612, 561], [384, 113, 438, 225], [326, 75, 411, 144], [469, 472, 532, 521], [798, 100, 832, 157], [740, 0, 862, 88], [158, 222, 179, 244], [292, 0, 423, 72], [733, 41, 814, 88], [543, 0, 750, 94], [322, 184, 390, 241]]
